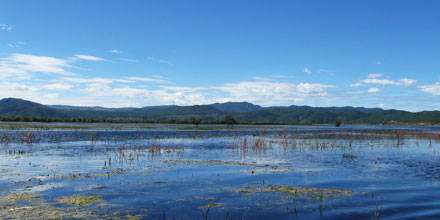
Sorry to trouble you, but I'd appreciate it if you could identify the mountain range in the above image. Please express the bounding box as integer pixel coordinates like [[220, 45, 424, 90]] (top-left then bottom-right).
[[1, 98, 439, 125]]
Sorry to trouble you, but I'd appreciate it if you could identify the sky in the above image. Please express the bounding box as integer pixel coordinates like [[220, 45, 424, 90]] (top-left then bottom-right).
[[0, 0, 439, 111]]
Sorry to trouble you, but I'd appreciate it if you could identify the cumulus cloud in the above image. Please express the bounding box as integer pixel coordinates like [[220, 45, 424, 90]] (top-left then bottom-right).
[[215, 80, 333, 106], [367, 73, 383, 79], [147, 56, 174, 66], [119, 58, 139, 63], [303, 67, 312, 75], [362, 74, 398, 85], [42, 83, 74, 91], [358, 73, 417, 87], [367, 87, 381, 93], [0, 53, 71, 79], [73, 54, 105, 62], [7, 41, 26, 48], [125, 76, 169, 84], [399, 78, 417, 87], [420, 83, 440, 95], [0, 24, 12, 31], [108, 49, 122, 54], [0, 53, 339, 107]]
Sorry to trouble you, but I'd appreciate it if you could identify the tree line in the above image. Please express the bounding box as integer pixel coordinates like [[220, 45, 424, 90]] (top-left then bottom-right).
[[0, 115, 239, 125]]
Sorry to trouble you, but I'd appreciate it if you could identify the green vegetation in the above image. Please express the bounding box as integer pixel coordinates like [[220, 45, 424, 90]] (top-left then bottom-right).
[[335, 118, 342, 127], [223, 115, 237, 127], [57, 195, 103, 206], [190, 117, 202, 128], [236, 185, 353, 201], [2, 97, 440, 125]]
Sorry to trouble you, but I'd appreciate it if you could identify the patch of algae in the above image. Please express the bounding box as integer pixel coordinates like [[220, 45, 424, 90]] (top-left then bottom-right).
[[0, 192, 105, 219], [0, 193, 64, 219], [198, 202, 223, 210], [57, 195, 103, 206], [5, 193, 34, 203], [165, 159, 258, 166], [126, 214, 142, 220], [236, 185, 353, 201]]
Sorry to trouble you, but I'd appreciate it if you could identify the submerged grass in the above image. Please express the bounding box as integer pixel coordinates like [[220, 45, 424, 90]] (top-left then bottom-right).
[[164, 159, 258, 167], [0, 192, 68, 219], [4, 193, 35, 203], [237, 185, 353, 201], [57, 195, 103, 206]]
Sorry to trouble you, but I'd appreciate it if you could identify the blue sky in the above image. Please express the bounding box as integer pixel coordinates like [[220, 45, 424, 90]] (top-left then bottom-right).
[[1, 0, 439, 111]]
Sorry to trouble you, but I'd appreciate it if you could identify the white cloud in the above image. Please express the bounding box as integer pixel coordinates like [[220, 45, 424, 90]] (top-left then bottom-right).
[[362, 78, 399, 85], [7, 41, 26, 48], [420, 83, 440, 95], [399, 78, 417, 87], [367, 87, 381, 93], [317, 69, 333, 75], [112, 87, 149, 98], [0, 82, 61, 105], [303, 67, 312, 75], [0, 24, 12, 31], [43, 83, 74, 91], [358, 73, 417, 87], [215, 80, 333, 106], [74, 54, 105, 62], [147, 56, 174, 66], [108, 49, 122, 54], [119, 58, 139, 63], [61, 75, 168, 86], [367, 73, 383, 79], [0, 53, 71, 79], [297, 83, 333, 95], [125, 76, 169, 84], [2, 77, 334, 107]]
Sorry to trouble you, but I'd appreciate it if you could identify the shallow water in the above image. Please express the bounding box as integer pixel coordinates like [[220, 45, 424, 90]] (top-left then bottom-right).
[[1, 125, 440, 219]]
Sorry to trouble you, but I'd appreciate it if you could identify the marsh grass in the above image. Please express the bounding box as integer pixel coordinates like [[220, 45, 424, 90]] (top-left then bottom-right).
[[164, 159, 258, 167], [0, 192, 112, 219], [236, 185, 353, 201], [57, 195, 103, 206], [4, 193, 35, 203], [0, 134, 11, 145], [199, 202, 223, 220], [20, 132, 36, 144]]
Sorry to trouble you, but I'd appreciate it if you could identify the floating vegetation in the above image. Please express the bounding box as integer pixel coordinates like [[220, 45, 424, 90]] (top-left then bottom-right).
[[236, 185, 353, 201], [0, 193, 60, 219], [164, 159, 258, 167], [199, 202, 223, 220], [126, 214, 142, 220], [57, 195, 103, 206], [20, 132, 36, 144], [0, 192, 106, 219], [0, 134, 11, 145], [3, 193, 34, 203]]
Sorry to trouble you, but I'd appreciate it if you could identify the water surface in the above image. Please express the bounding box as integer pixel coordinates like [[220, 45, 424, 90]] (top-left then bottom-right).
[[1, 125, 440, 219]]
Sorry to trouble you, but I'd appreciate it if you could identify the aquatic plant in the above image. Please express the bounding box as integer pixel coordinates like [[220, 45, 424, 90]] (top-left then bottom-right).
[[190, 117, 202, 128], [4, 193, 34, 203], [0, 134, 11, 145], [199, 202, 223, 220], [164, 159, 258, 167], [57, 195, 103, 206], [236, 185, 353, 201], [21, 132, 35, 144]]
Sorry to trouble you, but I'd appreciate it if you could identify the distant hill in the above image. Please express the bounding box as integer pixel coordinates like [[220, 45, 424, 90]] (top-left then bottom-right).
[[0, 98, 64, 118], [209, 102, 262, 113], [1, 98, 440, 125]]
